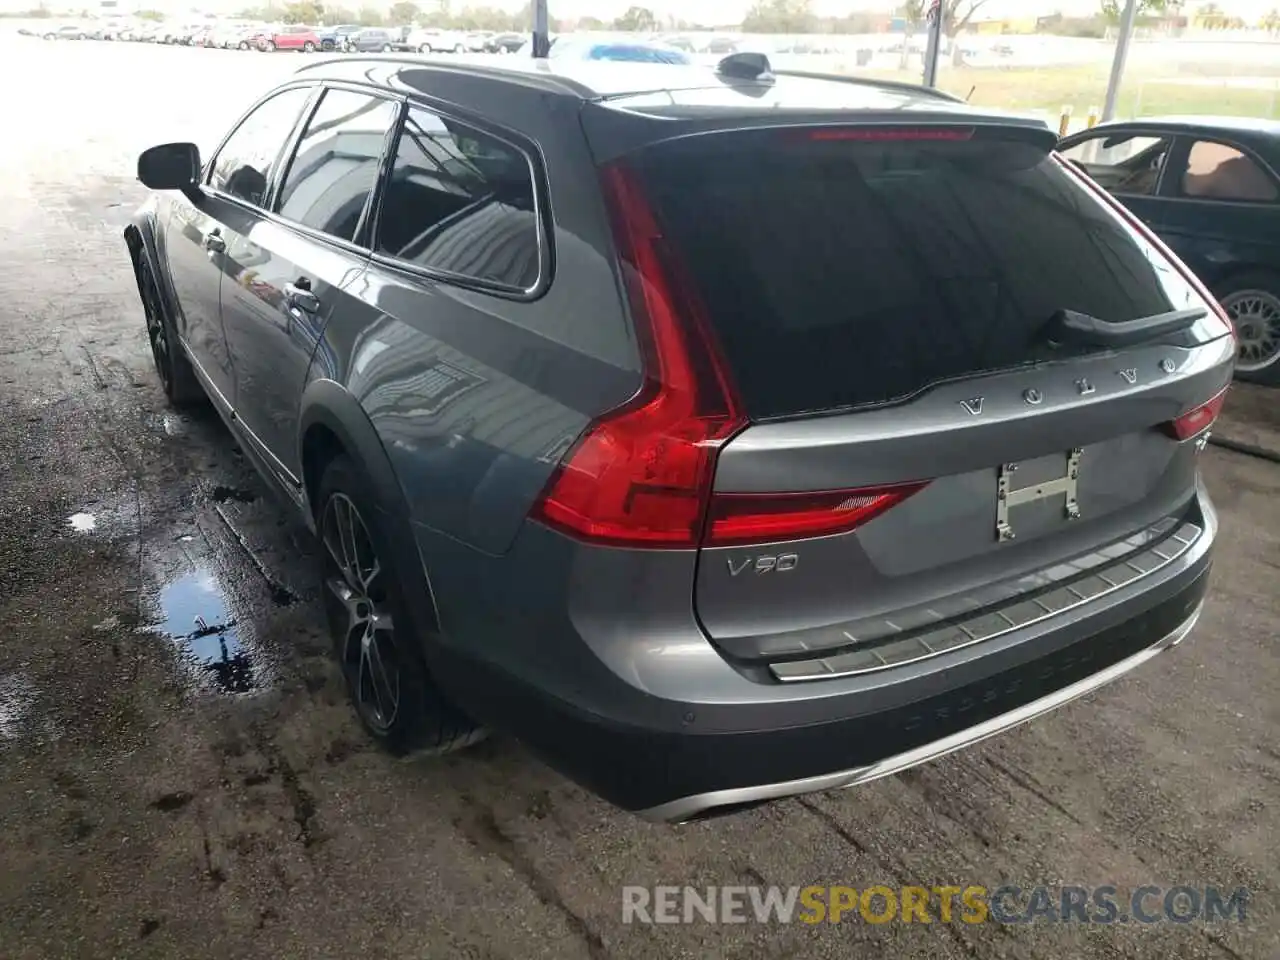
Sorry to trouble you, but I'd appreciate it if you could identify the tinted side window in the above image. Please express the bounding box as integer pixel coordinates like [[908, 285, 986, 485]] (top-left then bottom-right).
[[1059, 133, 1171, 197], [275, 88, 399, 243], [1181, 140, 1278, 202], [210, 87, 313, 206], [376, 105, 539, 291]]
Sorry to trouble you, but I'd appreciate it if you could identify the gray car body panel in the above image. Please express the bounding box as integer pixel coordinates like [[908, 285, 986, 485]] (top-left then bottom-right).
[[131, 55, 1231, 818]]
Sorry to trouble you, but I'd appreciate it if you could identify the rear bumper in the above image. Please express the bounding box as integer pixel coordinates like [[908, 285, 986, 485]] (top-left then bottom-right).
[[422, 481, 1216, 821], [642, 598, 1202, 821], [432, 561, 1210, 820]]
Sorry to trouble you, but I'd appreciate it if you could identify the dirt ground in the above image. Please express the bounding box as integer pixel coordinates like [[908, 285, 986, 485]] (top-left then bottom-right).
[[0, 34, 1276, 960]]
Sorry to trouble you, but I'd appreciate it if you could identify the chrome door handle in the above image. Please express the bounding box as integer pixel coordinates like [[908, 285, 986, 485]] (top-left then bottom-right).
[[284, 281, 320, 314]]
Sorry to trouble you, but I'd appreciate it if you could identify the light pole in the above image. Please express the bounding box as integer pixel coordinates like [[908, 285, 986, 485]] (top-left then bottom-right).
[[1102, 0, 1140, 121], [922, 0, 944, 88], [532, 0, 550, 57]]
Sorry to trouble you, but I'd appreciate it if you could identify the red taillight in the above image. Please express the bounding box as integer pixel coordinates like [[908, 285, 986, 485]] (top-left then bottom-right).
[[803, 126, 974, 142], [707, 483, 928, 547], [1164, 386, 1229, 441], [1054, 154, 1235, 345], [533, 162, 927, 549], [531, 163, 747, 548]]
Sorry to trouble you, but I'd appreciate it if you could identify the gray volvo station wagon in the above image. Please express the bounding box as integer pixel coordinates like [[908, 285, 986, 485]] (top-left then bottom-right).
[[124, 53, 1233, 822]]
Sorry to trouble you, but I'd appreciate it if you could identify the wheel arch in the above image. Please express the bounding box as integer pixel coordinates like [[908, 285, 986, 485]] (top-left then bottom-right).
[[123, 211, 180, 321], [298, 378, 444, 638]]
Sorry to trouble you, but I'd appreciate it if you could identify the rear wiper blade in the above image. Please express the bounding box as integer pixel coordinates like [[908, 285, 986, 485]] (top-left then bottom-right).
[[1044, 307, 1207, 349]]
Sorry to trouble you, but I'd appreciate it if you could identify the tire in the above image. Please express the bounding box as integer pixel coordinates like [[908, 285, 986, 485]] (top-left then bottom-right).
[[265, 39, 276, 51], [303, 40, 315, 52], [137, 259, 202, 407], [43, 32, 54, 40], [418, 43, 430, 53], [454, 43, 464, 53], [238, 40, 249, 50], [1216, 271, 1280, 385], [381, 42, 392, 52], [315, 455, 484, 756]]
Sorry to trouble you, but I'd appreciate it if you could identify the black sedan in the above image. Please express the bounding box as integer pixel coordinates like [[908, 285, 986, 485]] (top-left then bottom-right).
[[1061, 116, 1280, 383]]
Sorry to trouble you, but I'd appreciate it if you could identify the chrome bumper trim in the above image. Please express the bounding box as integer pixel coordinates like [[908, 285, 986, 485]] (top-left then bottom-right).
[[641, 603, 1203, 824], [770, 519, 1201, 682]]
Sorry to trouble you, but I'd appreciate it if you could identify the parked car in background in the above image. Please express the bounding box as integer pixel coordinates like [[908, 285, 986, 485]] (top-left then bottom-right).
[[408, 27, 467, 52], [348, 27, 398, 52], [1061, 116, 1280, 383], [126, 53, 1229, 822], [462, 31, 492, 52], [542, 36, 692, 64], [316, 23, 363, 51], [485, 31, 525, 53], [45, 25, 86, 40], [257, 24, 321, 52]]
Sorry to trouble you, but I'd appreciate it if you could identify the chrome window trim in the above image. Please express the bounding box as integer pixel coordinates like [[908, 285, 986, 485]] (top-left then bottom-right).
[[367, 93, 554, 302]]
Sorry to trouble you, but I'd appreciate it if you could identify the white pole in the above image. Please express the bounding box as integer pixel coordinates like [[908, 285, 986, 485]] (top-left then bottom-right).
[[532, 0, 549, 57], [922, 0, 944, 87], [1102, 0, 1140, 121]]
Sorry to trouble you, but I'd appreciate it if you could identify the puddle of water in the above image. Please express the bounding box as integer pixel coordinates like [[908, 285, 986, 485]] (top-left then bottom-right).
[[68, 512, 96, 533], [157, 570, 260, 695]]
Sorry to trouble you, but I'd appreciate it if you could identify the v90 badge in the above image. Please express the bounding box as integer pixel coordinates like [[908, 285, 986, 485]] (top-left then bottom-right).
[[728, 554, 799, 576]]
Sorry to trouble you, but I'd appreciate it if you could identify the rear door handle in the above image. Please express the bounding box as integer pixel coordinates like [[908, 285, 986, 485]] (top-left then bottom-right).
[[203, 232, 225, 253], [284, 280, 320, 314]]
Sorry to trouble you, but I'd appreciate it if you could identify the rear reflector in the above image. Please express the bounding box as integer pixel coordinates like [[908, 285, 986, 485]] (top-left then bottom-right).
[[1164, 386, 1229, 441], [707, 483, 929, 547], [803, 126, 974, 142]]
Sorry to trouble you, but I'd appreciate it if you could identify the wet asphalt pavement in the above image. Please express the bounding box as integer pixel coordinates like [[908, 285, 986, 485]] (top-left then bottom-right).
[[1, 33, 1278, 960]]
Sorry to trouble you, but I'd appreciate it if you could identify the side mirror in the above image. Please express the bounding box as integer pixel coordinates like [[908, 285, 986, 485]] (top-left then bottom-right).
[[137, 142, 201, 192]]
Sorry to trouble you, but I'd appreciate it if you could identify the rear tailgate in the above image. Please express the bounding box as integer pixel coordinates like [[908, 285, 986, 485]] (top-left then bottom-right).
[[626, 122, 1233, 663]]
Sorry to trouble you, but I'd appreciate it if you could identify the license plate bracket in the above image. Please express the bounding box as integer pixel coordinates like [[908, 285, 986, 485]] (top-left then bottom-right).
[[996, 448, 1082, 542]]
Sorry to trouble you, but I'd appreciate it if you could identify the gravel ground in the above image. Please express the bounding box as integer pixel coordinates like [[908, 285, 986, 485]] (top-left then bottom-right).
[[0, 32, 1277, 960]]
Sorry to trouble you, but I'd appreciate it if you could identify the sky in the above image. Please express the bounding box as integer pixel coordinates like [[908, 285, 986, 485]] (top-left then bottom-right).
[[7, 0, 1275, 23], [541, 0, 1280, 22]]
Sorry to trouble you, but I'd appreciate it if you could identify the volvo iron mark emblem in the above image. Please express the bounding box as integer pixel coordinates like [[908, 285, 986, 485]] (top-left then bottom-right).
[[1119, 368, 1138, 384], [960, 397, 984, 416]]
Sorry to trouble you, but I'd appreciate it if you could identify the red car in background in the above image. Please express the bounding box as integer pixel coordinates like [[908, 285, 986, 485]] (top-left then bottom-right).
[[255, 24, 321, 51]]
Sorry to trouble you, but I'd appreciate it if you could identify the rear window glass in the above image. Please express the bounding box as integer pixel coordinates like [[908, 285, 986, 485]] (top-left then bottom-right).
[[636, 129, 1194, 418]]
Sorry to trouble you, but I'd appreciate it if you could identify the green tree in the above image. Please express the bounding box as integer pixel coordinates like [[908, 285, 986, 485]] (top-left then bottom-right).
[[742, 0, 817, 34], [357, 4, 384, 24], [1100, 0, 1170, 23], [282, 0, 323, 23], [611, 5, 657, 31], [319, 5, 355, 24], [135, 8, 164, 20], [898, 0, 995, 64], [578, 15, 606, 29], [388, 0, 419, 23], [1262, 8, 1280, 33]]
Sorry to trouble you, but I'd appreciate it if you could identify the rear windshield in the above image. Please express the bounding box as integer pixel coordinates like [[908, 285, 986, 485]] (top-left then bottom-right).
[[635, 128, 1193, 418]]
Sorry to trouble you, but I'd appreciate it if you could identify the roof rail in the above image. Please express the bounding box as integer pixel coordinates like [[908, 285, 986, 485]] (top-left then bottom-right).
[[770, 68, 966, 104], [292, 53, 597, 99]]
